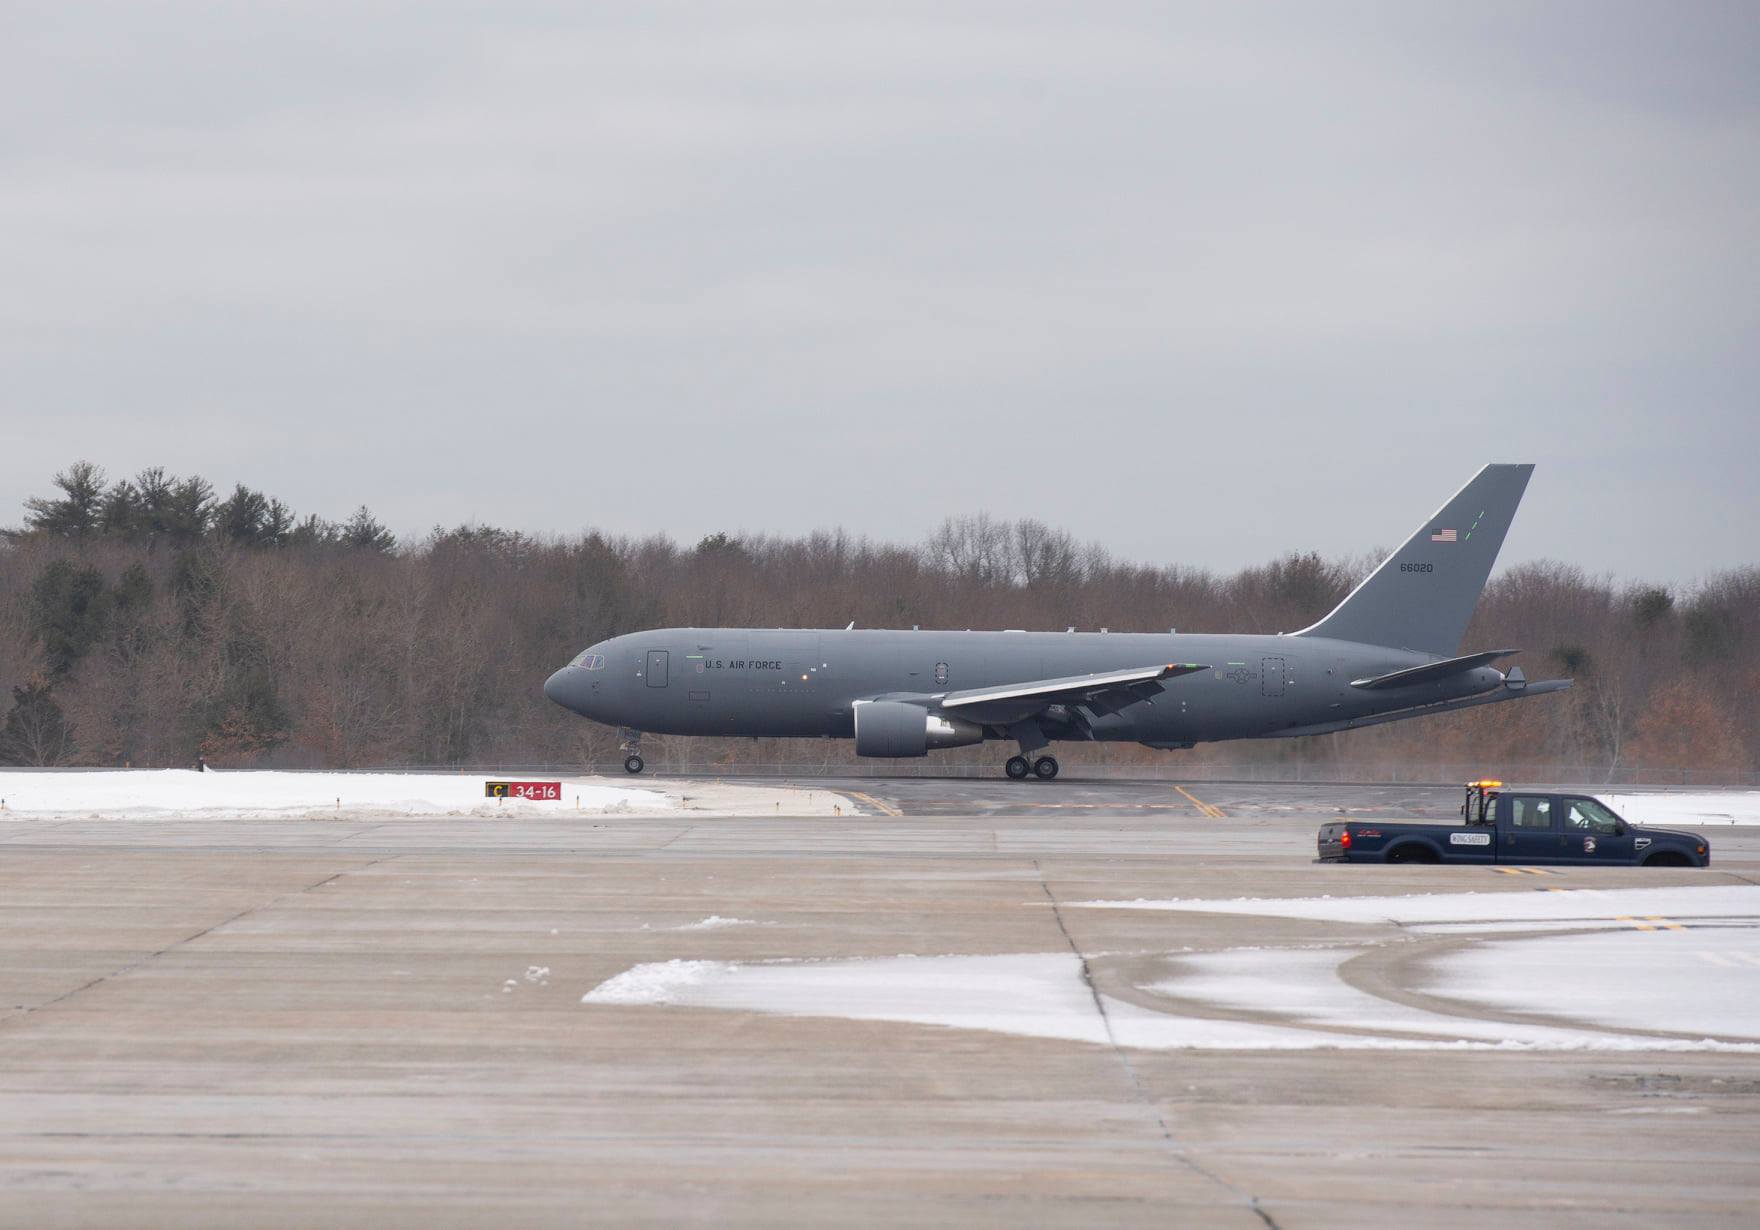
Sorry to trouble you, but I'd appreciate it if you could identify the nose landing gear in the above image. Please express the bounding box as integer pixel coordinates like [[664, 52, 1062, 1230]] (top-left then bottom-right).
[[619, 728, 645, 775]]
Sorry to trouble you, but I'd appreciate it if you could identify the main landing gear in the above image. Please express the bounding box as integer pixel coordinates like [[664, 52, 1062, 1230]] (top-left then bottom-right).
[[623, 754, 645, 775], [1005, 754, 1059, 780]]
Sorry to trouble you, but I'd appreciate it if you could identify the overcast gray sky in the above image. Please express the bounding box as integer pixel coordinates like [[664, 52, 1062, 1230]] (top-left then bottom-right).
[[3, 2, 1755, 584]]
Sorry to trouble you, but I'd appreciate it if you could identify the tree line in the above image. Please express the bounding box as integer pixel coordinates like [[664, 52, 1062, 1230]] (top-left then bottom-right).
[[1, 462, 1754, 778]]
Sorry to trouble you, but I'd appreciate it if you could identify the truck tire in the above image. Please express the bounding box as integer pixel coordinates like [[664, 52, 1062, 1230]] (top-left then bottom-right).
[[1642, 851, 1690, 867], [1385, 842, 1440, 864]]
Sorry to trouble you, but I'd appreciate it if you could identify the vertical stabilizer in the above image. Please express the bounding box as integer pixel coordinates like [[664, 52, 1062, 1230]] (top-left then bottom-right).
[[1292, 464, 1534, 656]]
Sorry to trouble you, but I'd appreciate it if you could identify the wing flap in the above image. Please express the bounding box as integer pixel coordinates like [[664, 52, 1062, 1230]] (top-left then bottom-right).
[[941, 663, 1207, 710], [1350, 649, 1519, 690]]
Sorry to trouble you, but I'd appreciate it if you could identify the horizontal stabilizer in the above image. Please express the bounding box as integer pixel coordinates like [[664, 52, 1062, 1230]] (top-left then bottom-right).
[[940, 663, 1207, 711], [1266, 676, 1571, 738], [1351, 649, 1520, 690]]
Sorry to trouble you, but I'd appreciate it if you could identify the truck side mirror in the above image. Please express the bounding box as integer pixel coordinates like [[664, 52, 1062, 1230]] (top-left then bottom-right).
[[1614, 820, 1627, 836]]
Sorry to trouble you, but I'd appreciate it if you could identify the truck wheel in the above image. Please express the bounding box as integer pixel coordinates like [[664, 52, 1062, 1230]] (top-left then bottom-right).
[[1386, 843, 1439, 864], [1642, 851, 1689, 867]]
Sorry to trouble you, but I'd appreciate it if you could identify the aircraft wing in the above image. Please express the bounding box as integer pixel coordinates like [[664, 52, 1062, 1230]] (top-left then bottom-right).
[[1350, 649, 1519, 690], [939, 663, 1207, 716]]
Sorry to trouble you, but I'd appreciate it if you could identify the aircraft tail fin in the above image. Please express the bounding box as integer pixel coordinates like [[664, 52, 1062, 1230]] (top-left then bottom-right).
[[1292, 463, 1534, 656]]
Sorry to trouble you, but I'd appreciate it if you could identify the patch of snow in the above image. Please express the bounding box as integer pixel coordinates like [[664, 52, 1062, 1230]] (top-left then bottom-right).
[[583, 959, 729, 1005], [1155, 948, 1655, 1045], [673, 916, 768, 930], [1607, 1106, 1705, 1115], [1426, 928, 1760, 1039], [584, 953, 1113, 1043], [577, 950, 1760, 1052]]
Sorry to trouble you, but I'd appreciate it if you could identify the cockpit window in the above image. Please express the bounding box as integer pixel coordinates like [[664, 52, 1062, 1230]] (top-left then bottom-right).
[[571, 651, 606, 670]]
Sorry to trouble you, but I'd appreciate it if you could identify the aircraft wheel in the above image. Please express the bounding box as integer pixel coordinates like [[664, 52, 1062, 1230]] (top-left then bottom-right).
[[623, 754, 645, 775], [1033, 755, 1059, 780], [1004, 755, 1030, 780]]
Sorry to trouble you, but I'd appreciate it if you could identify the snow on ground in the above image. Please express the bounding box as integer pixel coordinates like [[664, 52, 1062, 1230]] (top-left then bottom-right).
[[1602, 791, 1760, 826], [583, 883, 1760, 1051], [0, 769, 849, 820], [580, 948, 1760, 1052], [1070, 885, 1760, 926], [664, 780, 854, 816], [673, 916, 770, 930], [1427, 928, 1760, 1038], [1153, 948, 1626, 1046], [587, 952, 1196, 1047]]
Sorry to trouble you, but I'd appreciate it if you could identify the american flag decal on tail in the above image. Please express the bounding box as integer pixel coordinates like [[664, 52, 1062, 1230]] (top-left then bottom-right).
[[1430, 528, 1457, 543]]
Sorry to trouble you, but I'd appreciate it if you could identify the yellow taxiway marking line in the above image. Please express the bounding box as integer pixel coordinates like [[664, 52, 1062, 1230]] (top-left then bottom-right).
[[847, 791, 902, 818], [1616, 915, 1656, 932], [1173, 785, 1226, 819], [1647, 915, 1686, 932], [1006, 801, 1202, 811], [1492, 867, 1560, 876]]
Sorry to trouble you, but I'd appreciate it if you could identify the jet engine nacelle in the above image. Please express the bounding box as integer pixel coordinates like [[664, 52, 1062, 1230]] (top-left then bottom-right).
[[853, 701, 984, 758]]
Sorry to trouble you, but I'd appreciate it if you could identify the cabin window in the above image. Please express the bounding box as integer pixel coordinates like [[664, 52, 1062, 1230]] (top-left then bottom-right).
[[1507, 796, 1552, 829], [1564, 799, 1620, 834]]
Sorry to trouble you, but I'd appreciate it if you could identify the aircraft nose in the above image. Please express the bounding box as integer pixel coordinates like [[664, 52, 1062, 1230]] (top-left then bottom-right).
[[544, 667, 584, 713]]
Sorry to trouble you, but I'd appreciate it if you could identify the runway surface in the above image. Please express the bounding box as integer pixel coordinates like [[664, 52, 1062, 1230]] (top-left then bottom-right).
[[2, 779, 1757, 1227]]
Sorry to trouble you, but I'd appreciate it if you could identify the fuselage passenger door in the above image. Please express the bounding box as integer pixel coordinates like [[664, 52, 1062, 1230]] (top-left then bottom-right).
[[645, 649, 669, 688], [1261, 657, 1286, 698]]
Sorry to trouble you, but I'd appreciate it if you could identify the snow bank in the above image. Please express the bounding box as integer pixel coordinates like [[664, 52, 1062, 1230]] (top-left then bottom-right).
[[0, 769, 672, 820]]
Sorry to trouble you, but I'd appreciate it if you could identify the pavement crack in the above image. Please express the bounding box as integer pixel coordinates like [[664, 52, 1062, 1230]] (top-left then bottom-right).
[[0, 856, 396, 1030], [1033, 860, 1279, 1229]]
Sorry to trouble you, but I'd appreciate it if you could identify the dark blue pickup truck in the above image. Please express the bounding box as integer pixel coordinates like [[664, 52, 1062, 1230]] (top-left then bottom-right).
[[1317, 781, 1711, 867]]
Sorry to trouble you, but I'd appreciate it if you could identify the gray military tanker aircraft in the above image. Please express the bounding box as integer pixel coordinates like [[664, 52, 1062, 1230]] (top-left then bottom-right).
[[544, 463, 1569, 777]]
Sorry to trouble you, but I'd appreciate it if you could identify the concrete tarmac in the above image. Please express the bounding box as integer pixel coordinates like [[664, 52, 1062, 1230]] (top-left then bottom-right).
[[1, 779, 1757, 1227]]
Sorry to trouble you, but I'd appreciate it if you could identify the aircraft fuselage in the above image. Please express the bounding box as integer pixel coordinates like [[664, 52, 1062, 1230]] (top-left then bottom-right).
[[543, 627, 1505, 747]]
